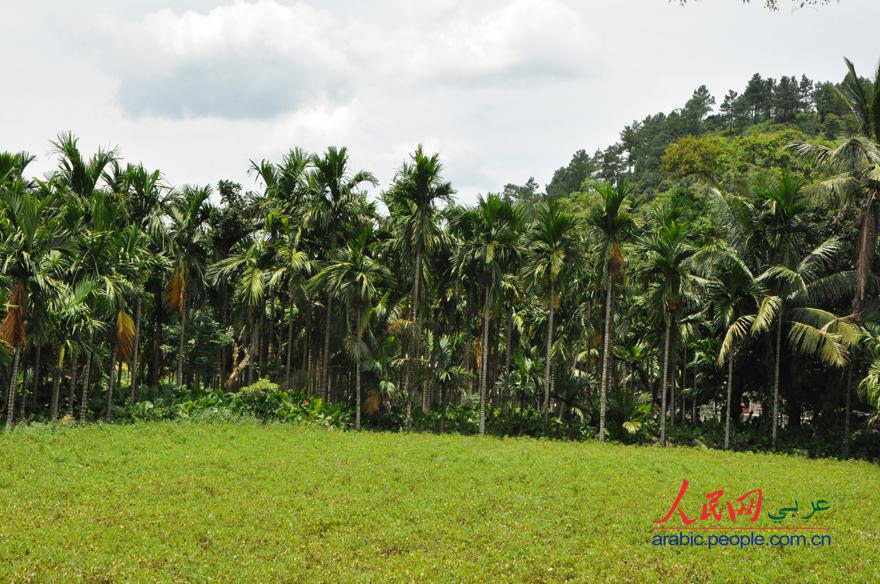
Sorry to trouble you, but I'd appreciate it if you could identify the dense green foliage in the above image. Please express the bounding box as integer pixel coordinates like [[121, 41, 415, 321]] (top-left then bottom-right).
[[1, 60, 879, 460], [0, 423, 876, 581]]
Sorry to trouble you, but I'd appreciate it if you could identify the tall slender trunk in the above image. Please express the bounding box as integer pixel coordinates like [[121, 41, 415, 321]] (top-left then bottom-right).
[[26, 345, 42, 420], [542, 282, 555, 427], [50, 346, 65, 420], [772, 312, 782, 449], [18, 364, 29, 420], [599, 273, 614, 442], [681, 340, 687, 425], [724, 351, 734, 450], [322, 294, 333, 400], [503, 312, 513, 380], [130, 297, 142, 402], [669, 358, 675, 429], [304, 305, 312, 393], [267, 295, 275, 367], [406, 251, 422, 425], [79, 332, 94, 422], [5, 346, 21, 430], [176, 289, 187, 387], [479, 286, 491, 435], [66, 351, 79, 418], [660, 321, 671, 445], [355, 310, 362, 431], [844, 367, 852, 457], [106, 332, 118, 421], [285, 282, 295, 391]]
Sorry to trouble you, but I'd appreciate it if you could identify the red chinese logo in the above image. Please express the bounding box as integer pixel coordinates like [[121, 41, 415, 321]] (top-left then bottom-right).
[[654, 479, 763, 526]]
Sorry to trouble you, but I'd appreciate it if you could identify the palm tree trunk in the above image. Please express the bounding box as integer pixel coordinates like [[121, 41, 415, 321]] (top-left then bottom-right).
[[724, 351, 734, 450], [176, 290, 187, 387], [285, 282, 295, 391], [479, 286, 491, 435], [25, 345, 42, 420], [79, 332, 94, 422], [844, 366, 852, 457], [5, 346, 21, 430], [660, 320, 671, 445], [50, 346, 65, 421], [542, 282, 555, 427], [599, 273, 614, 442], [669, 360, 675, 429], [106, 333, 117, 421], [772, 312, 782, 449], [681, 341, 687, 424], [66, 351, 79, 418], [407, 251, 422, 424], [322, 294, 333, 400], [355, 310, 362, 431], [130, 297, 142, 402]]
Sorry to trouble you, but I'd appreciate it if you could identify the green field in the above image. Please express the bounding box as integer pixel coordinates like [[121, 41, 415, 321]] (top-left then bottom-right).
[[0, 423, 877, 583]]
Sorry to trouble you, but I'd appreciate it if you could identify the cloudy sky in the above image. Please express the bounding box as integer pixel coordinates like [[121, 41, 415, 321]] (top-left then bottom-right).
[[2, 0, 877, 202]]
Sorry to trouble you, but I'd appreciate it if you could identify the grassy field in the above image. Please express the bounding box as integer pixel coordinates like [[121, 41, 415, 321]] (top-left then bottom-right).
[[0, 423, 878, 582]]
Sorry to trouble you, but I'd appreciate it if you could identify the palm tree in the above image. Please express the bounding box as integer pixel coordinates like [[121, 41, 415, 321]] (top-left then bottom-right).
[[453, 194, 522, 434], [166, 185, 212, 386], [758, 238, 858, 447], [207, 237, 271, 386], [384, 146, 453, 418], [308, 147, 377, 398], [270, 228, 312, 390], [587, 181, 636, 442], [307, 227, 391, 429], [636, 211, 697, 445], [789, 58, 880, 315], [0, 172, 68, 429], [523, 200, 579, 427], [707, 252, 767, 450]]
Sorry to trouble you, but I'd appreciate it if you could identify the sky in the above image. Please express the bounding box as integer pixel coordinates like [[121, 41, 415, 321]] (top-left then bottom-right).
[[1, 0, 878, 203]]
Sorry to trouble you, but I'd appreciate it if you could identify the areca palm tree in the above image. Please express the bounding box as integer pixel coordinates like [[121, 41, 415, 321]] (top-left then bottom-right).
[[523, 200, 579, 427], [0, 176, 68, 429], [307, 228, 391, 430], [166, 185, 212, 387], [789, 58, 880, 315], [307, 147, 377, 397], [384, 146, 453, 417], [637, 212, 697, 445], [453, 194, 522, 434], [207, 237, 272, 386], [269, 228, 313, 390], [588, 181, 636, 442]]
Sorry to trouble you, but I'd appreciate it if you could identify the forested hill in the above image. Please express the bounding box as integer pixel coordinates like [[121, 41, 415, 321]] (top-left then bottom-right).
[[515, 71, 853, 204]]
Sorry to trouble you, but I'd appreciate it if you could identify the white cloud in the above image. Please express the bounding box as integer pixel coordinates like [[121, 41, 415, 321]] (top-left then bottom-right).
[[100, 0, 599, 119]]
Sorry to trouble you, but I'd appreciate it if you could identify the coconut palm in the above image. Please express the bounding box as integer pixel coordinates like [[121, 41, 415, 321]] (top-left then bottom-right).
[[758, 238, 859, 446], [453, 194, 523, 434], [706, 251, 767, 450], [789, 58, 880, 314], [587, 181, 636, 442], [522, 200, 579, 427]]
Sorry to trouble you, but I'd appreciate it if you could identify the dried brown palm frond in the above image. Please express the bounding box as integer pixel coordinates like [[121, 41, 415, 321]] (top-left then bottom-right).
[[166, 270, 186, 314], [115, 311, 135, 360], [0, 281, 27, 348]]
